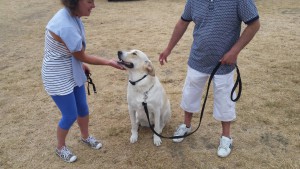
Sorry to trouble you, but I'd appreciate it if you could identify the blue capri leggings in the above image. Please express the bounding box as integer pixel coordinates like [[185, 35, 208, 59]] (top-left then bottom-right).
[[51, 85, 89, 130]]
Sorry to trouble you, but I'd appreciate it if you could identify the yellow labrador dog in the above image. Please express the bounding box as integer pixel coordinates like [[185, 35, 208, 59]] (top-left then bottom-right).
[[117, 49, 171, 146]]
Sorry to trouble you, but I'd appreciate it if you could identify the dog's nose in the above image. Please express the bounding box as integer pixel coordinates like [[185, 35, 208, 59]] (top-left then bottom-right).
[[118, 51, 122, 57]]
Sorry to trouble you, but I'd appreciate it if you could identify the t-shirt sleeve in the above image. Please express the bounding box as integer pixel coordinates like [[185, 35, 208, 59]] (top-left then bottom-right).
[[238, 0, 259, 25], [59, 27, 83, 53], [45, 8, 83, 53], [181, 0, 192, 22]]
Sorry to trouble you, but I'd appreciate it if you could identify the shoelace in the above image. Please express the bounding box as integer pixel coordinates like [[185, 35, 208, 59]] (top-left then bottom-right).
[[220, 139, 231, 149], [87, 136, 97, 144], [60, 147, 73, 158], [174, 126, 186, 136]]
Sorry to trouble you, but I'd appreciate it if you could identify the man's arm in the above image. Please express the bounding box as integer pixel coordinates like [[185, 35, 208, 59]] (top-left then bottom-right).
[[221, 19, 260, 65], [159, 19, 190, 65]]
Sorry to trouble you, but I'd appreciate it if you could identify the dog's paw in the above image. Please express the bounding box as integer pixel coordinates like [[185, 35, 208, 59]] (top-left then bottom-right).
[[153, 134, 162, 146], [130, 133, 138, 143]]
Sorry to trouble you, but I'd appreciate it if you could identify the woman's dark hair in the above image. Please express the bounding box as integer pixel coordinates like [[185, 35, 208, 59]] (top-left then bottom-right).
[[61, 0, 79, 15]]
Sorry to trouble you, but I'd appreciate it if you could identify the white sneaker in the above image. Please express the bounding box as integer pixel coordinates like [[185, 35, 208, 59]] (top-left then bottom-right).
[[173, 124, 192, 143], [81, 135, 102, 149], [217, 136, 233, 157], [55, 146, 77, 163]]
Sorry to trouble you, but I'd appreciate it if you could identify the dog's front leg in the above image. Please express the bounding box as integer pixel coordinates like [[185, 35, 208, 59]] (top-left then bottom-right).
[[128, 107, 138, 143], [153, 109, 162, 146]]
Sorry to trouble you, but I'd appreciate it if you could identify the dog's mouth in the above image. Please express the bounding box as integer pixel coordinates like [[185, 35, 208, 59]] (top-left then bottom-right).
[[117, 51, 134, 68], [117, 60, 134, 69]]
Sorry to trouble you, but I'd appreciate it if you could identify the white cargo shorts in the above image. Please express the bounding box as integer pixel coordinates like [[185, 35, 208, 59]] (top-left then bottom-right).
[[180, 66, 236, 121]]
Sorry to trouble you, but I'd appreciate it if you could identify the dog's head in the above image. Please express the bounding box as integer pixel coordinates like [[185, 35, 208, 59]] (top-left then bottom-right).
[[117, 50, 155, 76]]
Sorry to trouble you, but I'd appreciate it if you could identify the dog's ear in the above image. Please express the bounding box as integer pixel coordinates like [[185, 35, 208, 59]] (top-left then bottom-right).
[[144, 61, 155, 76]]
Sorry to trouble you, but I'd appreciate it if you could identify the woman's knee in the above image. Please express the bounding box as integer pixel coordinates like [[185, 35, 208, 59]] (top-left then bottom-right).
[[59, 114, 77, 130]]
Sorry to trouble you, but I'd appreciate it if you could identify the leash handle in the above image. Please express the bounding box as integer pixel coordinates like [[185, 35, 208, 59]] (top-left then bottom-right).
[[86, 73, 97, 95], [231, 64, 242, 102], [143, 62, 242, 139]]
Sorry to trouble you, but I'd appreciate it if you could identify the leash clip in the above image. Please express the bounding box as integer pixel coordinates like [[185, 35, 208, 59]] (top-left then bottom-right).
[[143, 91, 148, 103], [143, 83, 155, 103]]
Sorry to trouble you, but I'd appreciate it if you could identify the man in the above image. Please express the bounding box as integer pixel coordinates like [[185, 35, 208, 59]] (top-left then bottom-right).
[[159, 0, 260, 157]]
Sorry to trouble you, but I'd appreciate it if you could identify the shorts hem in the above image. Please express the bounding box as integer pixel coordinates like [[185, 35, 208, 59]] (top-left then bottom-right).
[[213, 115, 236, 122], [180, 104, 200, 113]]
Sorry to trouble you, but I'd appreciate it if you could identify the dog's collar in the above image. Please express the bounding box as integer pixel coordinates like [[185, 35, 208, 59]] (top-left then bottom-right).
[[129, 74, 148, 85]]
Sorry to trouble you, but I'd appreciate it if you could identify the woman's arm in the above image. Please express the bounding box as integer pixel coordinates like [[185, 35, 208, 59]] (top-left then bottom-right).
[[49, 31, 124, 70]]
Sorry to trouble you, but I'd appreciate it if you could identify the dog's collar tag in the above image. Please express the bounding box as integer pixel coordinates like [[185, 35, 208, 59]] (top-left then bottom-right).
[[129, 74, 148, 85]]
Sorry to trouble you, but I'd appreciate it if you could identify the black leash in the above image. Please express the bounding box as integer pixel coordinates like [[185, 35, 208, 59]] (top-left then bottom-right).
[[143, 62, 242, 139], [86, 73, 97, 95]]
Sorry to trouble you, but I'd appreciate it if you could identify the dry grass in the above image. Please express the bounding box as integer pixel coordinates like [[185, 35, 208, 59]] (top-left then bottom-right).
[[0, 0, 299, 168]]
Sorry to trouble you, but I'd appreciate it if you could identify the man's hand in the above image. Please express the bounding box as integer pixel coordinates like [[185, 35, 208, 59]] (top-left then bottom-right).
[[220, 50, 238, 65], [159, 49, 171, 65]]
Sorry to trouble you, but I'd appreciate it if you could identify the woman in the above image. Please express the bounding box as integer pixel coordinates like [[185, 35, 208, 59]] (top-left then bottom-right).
[[41, 0, 124, 163]]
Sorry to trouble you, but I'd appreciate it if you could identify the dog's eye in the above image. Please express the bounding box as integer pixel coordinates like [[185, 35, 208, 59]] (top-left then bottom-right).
[[132, 52, 137, 55]]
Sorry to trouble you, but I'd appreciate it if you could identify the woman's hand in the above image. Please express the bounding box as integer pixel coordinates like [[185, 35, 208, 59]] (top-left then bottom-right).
[[108, 59, 126, 70], [82, 63, 91, 75]]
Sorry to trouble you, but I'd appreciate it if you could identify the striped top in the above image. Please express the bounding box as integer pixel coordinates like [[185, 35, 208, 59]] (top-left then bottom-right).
[[182, 0, 259, 74], [42, 8, 86, 96]]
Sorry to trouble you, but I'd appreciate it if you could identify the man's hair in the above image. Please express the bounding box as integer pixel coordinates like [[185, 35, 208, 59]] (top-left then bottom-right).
[[61, 0, 79, 15]]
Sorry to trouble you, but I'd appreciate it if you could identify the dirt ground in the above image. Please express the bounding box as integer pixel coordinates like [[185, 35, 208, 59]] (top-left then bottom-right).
[[0, 0, 299, 168]]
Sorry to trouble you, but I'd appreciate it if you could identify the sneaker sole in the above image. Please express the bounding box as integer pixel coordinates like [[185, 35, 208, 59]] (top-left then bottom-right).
[[172, 131, 191, 143], [81, 140, 103, 150], [92, 143, 102, 150], [55, 152, 77, 163], [68, 156, 77, 163]]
